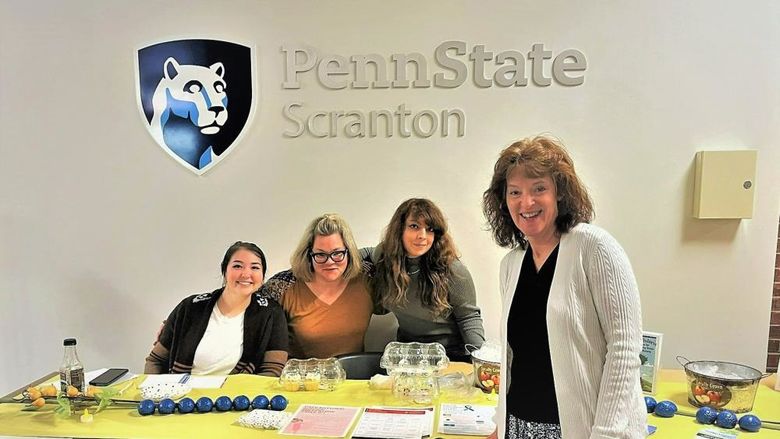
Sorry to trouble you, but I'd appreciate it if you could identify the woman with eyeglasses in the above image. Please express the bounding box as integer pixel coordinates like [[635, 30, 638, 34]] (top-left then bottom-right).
[[363, 198, 485, 362], [261, 214, 374, 359]]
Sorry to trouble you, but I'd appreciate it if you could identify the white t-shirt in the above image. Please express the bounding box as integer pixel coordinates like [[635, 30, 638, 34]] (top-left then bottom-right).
[[191, 305, 244, 375]]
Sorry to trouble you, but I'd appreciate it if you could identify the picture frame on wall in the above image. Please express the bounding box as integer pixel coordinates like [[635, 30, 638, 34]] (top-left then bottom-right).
[[641, 331, 663, 394]]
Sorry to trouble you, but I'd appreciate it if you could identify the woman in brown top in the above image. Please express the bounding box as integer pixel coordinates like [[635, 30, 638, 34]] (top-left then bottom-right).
[[262, 214, 374, 359]]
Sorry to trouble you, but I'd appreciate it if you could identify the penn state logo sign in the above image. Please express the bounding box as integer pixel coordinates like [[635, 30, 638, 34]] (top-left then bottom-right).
[[136, 39, 256, 174]]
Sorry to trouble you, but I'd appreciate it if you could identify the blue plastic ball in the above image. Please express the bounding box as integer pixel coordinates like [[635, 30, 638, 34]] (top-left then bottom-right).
[[158, 398, 176, 415], [195, 397, 213, 413], [695, 406, 718, 424], [233, 395, 251, 411], [137, 399, 155, 416], [215, 396, 232, 412], [715, 410, 738, 429], [644, 396, 657, 413], [252, 395, 270, 410], [177, 397, 195, 414], [269, 394, 288, 411], [653, 400, 678, 418], [738, 414, 762, 432]]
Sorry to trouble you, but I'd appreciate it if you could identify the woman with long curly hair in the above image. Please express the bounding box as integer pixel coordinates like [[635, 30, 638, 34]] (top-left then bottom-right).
[[364, 198, 485, 361]]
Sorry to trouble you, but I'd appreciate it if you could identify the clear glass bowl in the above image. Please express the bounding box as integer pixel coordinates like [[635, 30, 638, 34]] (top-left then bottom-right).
[[380, 342, 449, 404], [279, 358, 346, 392], [380, 342, 449, 373]]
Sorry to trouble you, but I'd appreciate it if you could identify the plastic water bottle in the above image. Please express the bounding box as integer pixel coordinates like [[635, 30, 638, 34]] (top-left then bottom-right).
[[59, 338, 85, 393]]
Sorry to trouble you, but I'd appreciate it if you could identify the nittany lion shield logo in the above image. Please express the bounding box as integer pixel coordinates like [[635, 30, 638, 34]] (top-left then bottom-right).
[[136, 39, 256, 175]]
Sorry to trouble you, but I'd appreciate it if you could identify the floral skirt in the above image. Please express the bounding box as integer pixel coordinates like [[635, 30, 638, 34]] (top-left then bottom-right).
[[506, 412, 561, 439]]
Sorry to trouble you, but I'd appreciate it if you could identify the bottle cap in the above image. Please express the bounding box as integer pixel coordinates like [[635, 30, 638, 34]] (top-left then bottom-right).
[[63, 338, 77, 346]]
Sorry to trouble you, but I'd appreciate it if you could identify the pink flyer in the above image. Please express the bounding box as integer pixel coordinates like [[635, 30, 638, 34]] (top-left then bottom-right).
[[280, 404, 361, 437]]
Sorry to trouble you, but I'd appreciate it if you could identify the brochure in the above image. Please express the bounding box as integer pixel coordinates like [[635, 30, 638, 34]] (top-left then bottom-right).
[[279, 404, 360, 437], [438, 403, 495, 436], [641, 331, 663, 394], [351, 407, 434, 439]]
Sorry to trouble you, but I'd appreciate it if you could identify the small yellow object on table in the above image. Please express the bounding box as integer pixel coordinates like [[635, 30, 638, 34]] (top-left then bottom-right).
[[79, 408, 93, 423]]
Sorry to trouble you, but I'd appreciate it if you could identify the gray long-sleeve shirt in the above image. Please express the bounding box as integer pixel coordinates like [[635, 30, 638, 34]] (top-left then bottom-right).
[[362, 246, 485, 358]]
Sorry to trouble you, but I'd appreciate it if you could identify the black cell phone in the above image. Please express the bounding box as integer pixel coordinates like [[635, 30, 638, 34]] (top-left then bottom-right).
[[89, 368, 129, 386]]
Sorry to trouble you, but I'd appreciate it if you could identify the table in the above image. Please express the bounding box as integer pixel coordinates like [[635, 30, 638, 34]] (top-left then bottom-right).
[[0, 369, 777, 438], [0, 367, 496, 439], [647, 370, 780, 438]]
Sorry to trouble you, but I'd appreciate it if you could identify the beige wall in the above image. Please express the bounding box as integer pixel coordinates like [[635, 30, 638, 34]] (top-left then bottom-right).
[[1, 0, 778, 393]]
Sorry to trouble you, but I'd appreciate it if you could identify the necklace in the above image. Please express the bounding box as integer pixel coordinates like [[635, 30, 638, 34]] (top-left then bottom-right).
[[407, 268, 420, 275]]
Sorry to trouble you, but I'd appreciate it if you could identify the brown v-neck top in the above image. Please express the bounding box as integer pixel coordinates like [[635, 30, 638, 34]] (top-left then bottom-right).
[[280, 275, 373, 359]]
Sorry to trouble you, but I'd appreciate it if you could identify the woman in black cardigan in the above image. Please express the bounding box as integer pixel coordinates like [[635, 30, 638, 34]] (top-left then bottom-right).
[[145, 242, 288, 376]]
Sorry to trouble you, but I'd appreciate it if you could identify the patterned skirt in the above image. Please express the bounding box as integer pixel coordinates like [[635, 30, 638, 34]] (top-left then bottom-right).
[[506, 412, 561, 439]]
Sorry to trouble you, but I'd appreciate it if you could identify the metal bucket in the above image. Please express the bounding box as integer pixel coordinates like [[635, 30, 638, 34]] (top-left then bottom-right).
[[467, 344, 500, 394], [677, 356, 769, 413]]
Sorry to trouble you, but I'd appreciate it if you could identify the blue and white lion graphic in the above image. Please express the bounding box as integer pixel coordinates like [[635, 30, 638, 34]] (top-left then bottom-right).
[[150, 57, 229, 169], [137, 39, 254, 174]]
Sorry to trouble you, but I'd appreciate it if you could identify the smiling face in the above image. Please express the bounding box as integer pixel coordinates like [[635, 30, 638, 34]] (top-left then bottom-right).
[[402, 216, 436, 258], [505, 166, 560, 248], [223, 248, 264, 297], [311, 233, 348, 283]]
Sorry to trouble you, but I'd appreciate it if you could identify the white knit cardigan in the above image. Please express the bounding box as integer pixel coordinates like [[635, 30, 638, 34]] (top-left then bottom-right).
[[495, 223, 647, 438]]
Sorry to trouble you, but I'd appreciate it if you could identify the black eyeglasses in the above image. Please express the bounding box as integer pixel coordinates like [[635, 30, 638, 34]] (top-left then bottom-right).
[[309, 249, 348, 264]]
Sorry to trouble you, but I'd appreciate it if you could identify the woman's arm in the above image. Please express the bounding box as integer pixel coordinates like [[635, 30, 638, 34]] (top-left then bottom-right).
[[359, 246, 389, 315], [143, 305, 180, 374], [449, 261, 486, 347], [258, 305, 290, 377], [257, 270, 296, 303], [144, 342, 170, 374], [587, 233, 644, 438], [259, 350, 288, 377]]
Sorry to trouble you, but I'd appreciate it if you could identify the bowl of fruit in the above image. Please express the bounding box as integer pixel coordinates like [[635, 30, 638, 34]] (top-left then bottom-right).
[[468, 341, 501, 394], [677, 356, 769, 413]]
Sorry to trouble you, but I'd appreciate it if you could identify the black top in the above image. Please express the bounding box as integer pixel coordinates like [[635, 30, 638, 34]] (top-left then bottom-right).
[[506, 244, 560, 424], [157, 288, 288, 374]]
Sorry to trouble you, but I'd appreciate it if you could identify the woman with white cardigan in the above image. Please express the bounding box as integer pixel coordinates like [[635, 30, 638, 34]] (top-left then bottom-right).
[[482, 135, 647, 439]]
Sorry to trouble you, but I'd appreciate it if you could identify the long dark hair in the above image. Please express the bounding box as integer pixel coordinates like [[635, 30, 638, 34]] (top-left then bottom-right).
[[371, 198, 458, 317]]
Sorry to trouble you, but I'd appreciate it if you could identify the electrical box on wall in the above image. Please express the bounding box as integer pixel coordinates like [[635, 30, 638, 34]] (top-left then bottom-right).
[[693, 150, 757, 219]]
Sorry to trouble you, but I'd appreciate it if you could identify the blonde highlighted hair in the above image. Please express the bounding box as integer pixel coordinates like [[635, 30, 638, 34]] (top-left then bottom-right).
[[290, 213, 362, 282]]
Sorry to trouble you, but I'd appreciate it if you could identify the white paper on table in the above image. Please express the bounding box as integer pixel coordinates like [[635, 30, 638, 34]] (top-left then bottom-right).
[[279, 404, 360, 437], [140, 374, 189, 387], [693, 429, 738, 439], [140, 374, 225, 388], [84, 368, 137, 386], [186, 375, 226, 389], [351, 407, 433, 439], [437, 403, 496, 436]]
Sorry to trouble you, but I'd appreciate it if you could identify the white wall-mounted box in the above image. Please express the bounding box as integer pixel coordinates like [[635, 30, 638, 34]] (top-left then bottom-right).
[[693, 150, 757, 219]]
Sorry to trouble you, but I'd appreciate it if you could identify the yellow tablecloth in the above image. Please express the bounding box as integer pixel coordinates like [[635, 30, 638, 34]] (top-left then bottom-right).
[[0, 369, 777, 438], [0, 369, 496, 439], [647, 370, 780, 438]]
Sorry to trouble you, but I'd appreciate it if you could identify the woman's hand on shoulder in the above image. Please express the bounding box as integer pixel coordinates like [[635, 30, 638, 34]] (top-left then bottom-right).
[[257, 269, 296, 302]]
